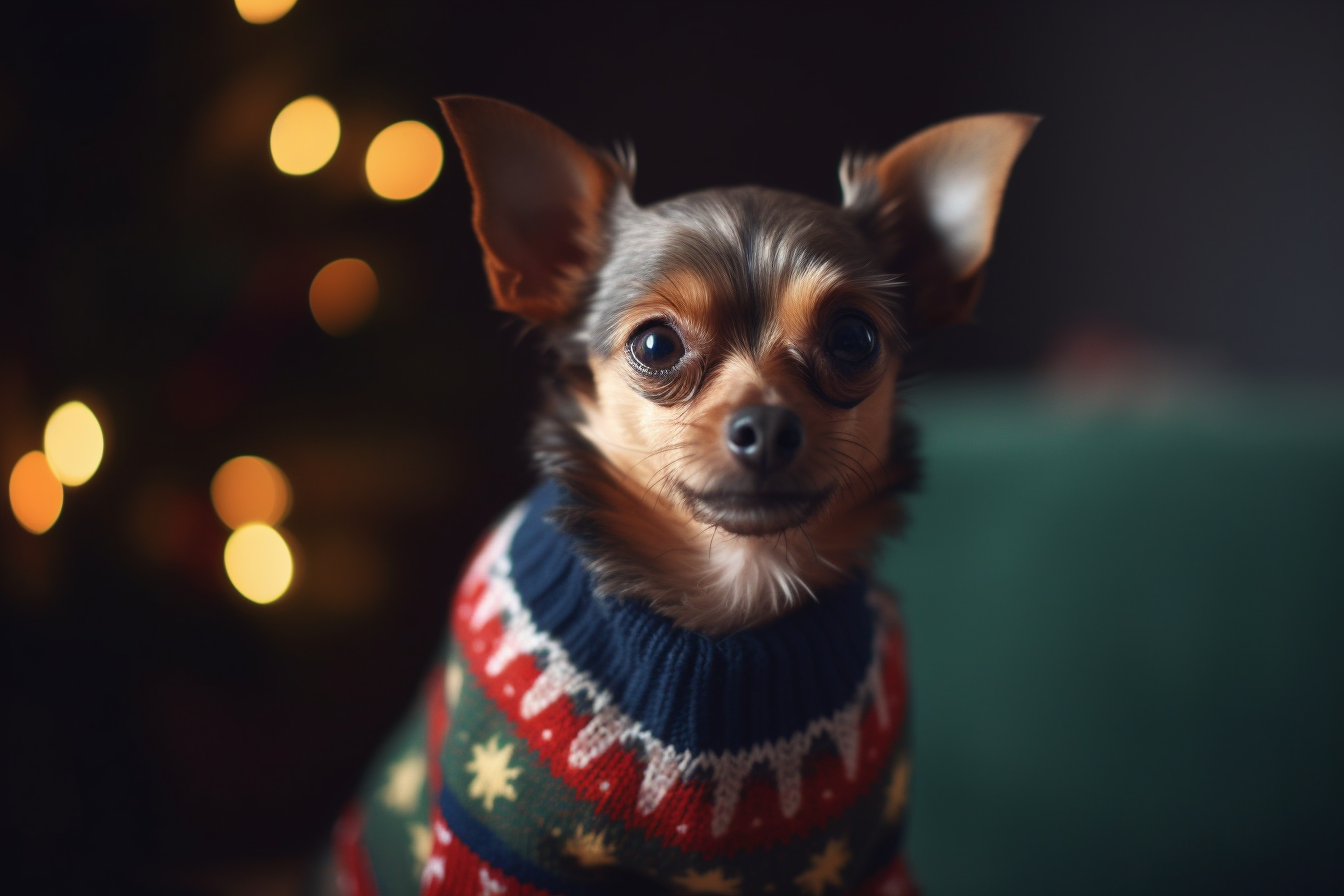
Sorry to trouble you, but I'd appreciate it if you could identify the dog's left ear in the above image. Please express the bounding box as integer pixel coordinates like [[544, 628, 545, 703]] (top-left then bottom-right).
[[438, 96, 628, 325], [843, 113, 1038, 330]]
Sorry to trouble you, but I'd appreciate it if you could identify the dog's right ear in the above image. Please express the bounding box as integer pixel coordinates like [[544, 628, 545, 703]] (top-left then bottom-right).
[[438, 96, 626, 325], [842, 114, 1037, 331]]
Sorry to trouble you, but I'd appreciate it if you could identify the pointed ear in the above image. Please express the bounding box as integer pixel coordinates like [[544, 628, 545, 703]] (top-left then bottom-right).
[[844, 113, 1038, 330], [438, 96, 628, 324]]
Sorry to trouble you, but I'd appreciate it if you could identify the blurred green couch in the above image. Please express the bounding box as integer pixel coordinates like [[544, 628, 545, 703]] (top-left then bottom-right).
[[876, 381, 1344, 896]]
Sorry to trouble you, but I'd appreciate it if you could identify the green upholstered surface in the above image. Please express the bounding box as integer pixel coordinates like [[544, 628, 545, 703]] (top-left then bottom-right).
[[876, 382, 1344, 895]]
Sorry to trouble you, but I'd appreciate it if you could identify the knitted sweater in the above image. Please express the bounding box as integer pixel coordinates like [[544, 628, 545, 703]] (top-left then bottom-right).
[[335, 481, 915, 896]]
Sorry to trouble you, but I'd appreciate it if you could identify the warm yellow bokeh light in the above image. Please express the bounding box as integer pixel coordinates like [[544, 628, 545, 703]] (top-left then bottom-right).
[[310, 258, 379, 336], [234, 0, 297, 24], [9, 451, 64, 535], [43, 401, 104, 486], [211, 456, 291, 530], [270, 96, 340, 176], [365, 120, 444, 200], [224, 524, 294, 604]]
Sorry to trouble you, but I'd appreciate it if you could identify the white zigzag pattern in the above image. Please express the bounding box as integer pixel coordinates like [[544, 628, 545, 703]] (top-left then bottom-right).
[[462, 505, 892, 837]]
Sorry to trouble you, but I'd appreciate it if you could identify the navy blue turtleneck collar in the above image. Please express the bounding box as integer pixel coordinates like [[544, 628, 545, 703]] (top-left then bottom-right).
[[505, 479, 876, 755]]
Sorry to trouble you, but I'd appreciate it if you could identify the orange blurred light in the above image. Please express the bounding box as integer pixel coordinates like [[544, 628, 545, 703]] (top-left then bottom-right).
[[210, 456, 291, 530], [9, 451, 64, 535], [365, 120, 444, 200], [44, 401, 104, 486], [310, 258, 379, 336], [224, 523, 294, 604], [234, 0, 297, 24], [270, 96, 340, 176]]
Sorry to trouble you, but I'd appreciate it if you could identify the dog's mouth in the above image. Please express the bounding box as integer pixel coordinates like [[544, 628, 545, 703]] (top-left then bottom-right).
[[674, 481, 831, 536]]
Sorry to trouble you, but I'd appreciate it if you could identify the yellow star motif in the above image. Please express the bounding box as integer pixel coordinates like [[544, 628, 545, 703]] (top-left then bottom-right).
[[672, 867, 741, 895], [465, 734, 521, 811], [409, 822, 432, 868], [793, 838, 850, 896], [381, 750, 427, 813], [562, 825, 618, 868], [445, 662, 464, 712], [883, 756, 911, 822]]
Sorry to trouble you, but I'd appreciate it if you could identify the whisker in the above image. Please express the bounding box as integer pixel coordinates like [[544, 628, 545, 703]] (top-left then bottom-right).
[[639, 452, 689, 502], [626, 442, 693, 473], [797, 523, 821, 566], [655, 462, 684, 506], [799, 523, 845, 576], [827, 446, 878, 495], [841, 448, 881, 495], [822, 432, 889, 472], [825, 452, 864, 499], [584, 431, 690, 457]]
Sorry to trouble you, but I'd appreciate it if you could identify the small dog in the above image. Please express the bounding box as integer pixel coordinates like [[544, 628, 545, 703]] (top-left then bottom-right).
[[332, 97, 1034, 896]]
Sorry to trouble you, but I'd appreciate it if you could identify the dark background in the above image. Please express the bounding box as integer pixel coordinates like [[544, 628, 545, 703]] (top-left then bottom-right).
[[2, 1, 1341, 893]]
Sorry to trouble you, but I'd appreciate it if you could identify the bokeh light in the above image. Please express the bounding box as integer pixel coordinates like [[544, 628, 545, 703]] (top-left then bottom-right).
[[234, 0, 297, 24], [224, 524, 294, 604], [309, 258, 379, 336], [210, 456, 291, 529], [270, 96, 340, 176], [43, 401, 104, 486], [365, 120, 444, 200], [9, 451, 64, 535]]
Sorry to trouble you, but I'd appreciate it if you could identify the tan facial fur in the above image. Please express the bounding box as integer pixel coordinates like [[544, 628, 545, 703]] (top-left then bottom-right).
[[573, 269, 904, 634]]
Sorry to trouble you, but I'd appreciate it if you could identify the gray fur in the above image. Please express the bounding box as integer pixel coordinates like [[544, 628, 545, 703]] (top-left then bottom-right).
[[566, 186, 902, 364]]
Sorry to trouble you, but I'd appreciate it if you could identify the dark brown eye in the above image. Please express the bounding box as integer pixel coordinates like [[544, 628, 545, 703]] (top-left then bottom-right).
[[629, 324, 685, 372], [826, 315, 877, 364]]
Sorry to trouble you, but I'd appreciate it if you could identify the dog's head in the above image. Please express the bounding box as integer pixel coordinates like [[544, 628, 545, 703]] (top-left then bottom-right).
[[440, 96, 1034, 625]]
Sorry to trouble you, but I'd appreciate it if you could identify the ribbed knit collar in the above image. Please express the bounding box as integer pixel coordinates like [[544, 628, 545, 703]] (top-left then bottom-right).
[[506, 479, 876, 755]]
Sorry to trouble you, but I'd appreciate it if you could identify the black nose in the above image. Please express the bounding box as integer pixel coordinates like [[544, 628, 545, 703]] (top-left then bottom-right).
[[726, 405, 804, 475]]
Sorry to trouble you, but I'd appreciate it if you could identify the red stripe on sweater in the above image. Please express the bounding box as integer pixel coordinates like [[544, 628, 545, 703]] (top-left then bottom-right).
[[446, 573, 909, 860], [426, 662, 449, 796], [333, 805, 383, 896], [421, 806, 560, 896]]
